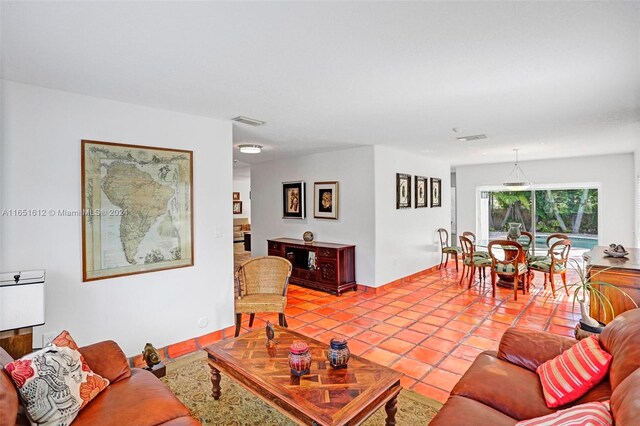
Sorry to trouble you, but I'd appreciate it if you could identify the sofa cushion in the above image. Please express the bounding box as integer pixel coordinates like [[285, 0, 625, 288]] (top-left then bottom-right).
[[4, 345, 109, 426], [610, 368, 640, 425], [599, 308, 640, 391], [429, 395, 516, 426], [498, 328, 577, 372], [78, 341, 131, 384], [536, 335, 611, 408], [516, 401, 612, 426], [451, 352, 556, 420], [71, 369, 192, 426]]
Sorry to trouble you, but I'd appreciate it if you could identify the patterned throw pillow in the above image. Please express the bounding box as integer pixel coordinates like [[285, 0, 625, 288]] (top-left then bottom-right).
[[3, 331, 109, 426], [516, 401, 612, 426], [537, 336, 611, 408]]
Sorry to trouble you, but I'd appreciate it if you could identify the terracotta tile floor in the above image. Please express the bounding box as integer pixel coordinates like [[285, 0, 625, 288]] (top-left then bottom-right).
[[237, 266, 581, 404]]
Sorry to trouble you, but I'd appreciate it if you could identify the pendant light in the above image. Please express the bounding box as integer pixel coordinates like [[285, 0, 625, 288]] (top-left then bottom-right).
[[503, 149, 531, 190]]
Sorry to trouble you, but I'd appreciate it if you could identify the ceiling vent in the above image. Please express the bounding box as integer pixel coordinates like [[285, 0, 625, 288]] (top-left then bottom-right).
[[232, 116, 266, 126], [457, 134, 487, 142]]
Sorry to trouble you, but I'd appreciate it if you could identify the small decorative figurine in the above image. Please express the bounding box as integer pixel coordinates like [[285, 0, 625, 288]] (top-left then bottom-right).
[[265, 321, 276, 348], [142, 343, 161, 369], [327, 338, 350, 369], [288, 341, 312, 376], [303, 231, 314, 244]]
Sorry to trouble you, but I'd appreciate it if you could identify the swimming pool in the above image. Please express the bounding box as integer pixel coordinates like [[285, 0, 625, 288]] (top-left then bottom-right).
[[535, 234, 597, 249]]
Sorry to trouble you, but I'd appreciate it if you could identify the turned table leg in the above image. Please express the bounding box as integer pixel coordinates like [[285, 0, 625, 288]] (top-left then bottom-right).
[[385, 394, 398, 426], [209, 365, 221, 400]]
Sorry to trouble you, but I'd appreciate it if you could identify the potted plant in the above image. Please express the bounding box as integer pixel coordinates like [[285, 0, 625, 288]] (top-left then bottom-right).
[[567, 259, 637, 334]]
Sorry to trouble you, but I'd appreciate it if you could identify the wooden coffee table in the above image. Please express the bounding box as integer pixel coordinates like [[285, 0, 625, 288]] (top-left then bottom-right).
[[204, 326, 402, 425]]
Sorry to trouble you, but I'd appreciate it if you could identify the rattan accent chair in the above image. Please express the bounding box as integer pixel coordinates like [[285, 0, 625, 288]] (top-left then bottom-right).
[[234, 256, 293, 337]]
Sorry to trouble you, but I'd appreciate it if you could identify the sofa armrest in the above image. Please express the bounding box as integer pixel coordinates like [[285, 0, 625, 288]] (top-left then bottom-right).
[[79, 340, 131, 384], [497, 328, 576, 372]]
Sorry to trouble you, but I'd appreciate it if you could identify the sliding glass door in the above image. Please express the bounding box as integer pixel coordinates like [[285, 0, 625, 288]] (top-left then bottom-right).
[[478, 187, 598, 252]]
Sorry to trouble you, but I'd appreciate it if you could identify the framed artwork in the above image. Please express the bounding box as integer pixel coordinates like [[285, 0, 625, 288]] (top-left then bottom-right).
[[396, 173, 412, 209], [282, 181, 305, 219], [81, 140, 194, 282], [233, 201, 243, 214], [430, 177, 442, 207], [415, 176, 428, 208], [314, 181, 339, 220], [233, 192, 240, 200]]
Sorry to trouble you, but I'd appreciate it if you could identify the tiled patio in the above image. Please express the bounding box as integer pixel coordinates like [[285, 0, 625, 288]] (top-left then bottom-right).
[[238, 265, 581, 404]]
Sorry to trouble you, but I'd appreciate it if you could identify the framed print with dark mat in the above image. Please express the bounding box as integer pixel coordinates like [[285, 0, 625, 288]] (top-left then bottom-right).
[[233, 192, 240, 200], [415, 176, 428, 208], [430, 177, 442, 207], [314, 181, 338, 219], [396, 173, 412, 209], [233, 201, 242, 214], [282, 181, 305, 219]]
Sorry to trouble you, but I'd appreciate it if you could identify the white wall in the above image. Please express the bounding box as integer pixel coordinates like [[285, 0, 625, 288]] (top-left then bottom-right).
[[232, 177, 251, 220], [1, 81, 234, 355], [251, 146, 376, 286], [635, 148, 640, 247], [456, 153, 636, 247], [373, 146, 451, 286]]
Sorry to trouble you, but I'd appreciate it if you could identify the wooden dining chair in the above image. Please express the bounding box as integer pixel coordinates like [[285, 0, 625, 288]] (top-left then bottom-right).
[[234, 256, 293, 337], [437, 228, 460, 271], [462, 231, 489, 258], [528, 239, 572, 297], [488, 240, 527, 300], [519, 231, 534, 258], [459, 235, 492, 288]]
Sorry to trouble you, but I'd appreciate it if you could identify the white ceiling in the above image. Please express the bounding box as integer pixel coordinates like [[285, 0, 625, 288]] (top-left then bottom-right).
[[2, 1, 639, 166]]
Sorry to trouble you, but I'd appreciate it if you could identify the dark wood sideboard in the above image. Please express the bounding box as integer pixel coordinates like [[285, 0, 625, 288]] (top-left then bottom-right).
[[584, 246, 640, 324], [267, 238, 356, 295]]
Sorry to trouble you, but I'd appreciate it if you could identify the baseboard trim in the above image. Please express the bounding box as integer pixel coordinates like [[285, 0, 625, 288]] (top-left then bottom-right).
[[356, 264, 440, 294]]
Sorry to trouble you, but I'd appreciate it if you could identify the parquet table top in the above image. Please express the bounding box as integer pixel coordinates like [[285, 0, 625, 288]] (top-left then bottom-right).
[[204, 326, 402, 426]]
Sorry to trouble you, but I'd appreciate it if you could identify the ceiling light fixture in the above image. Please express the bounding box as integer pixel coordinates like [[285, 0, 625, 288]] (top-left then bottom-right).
[[503, 149, 531, 190], [238, 144, 262, 154], [457, 134, 487, 142], [232, 116, 266, 126]]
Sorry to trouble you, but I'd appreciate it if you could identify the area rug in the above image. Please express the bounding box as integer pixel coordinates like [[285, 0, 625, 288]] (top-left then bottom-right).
[[162, 351, 441, 425]]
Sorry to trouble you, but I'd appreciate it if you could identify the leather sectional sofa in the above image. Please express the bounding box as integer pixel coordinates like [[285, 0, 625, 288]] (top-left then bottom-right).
[[430, 308, 640, 425], [0, 340, 199, 426]]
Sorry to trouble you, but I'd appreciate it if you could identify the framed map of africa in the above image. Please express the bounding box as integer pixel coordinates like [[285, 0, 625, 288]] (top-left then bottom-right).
[[81, 140, 194, 281]]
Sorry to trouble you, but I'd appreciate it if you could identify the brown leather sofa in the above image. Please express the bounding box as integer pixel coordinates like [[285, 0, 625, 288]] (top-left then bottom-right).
[[431, 308, 640, 425], [0, 340, 199, 426]]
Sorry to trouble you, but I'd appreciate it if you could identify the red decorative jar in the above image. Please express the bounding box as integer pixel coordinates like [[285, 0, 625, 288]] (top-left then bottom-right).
[[327, 338, 350, 369], [288, 341, 311, 376]]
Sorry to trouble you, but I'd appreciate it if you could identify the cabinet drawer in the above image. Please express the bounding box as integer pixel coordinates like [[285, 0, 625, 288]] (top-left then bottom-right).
[[268, 250, 282, 257], [293, 268, 317, 281], [317, 248, 337, 259], [268, 241, 282, 251]]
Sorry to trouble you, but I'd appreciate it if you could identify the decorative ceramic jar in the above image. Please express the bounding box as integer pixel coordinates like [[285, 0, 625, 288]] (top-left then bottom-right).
[[288, 341, 311, 376], [303, 231, 314, 244], [506, 223, 522, 241], [327, 338, 350, 369]]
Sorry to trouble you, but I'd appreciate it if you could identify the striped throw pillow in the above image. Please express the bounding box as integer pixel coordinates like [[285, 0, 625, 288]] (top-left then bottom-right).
[[516, 401, 612, 426], [537, 336, 611, 408]]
